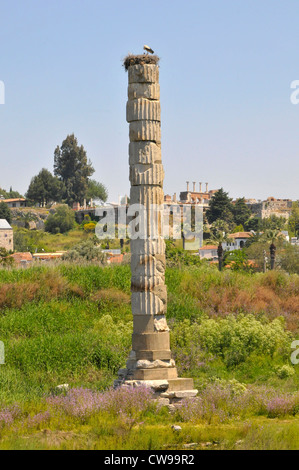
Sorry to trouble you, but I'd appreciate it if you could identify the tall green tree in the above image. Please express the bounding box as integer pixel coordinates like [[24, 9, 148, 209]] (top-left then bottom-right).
[[26, 168, 62, 206], [86, 179, 108, 203], [245, 215, 261, 232], [54, 134, 95, 206], [233, 198, 252, 227], [261, 229, 282, 270], [0, 202, 12, 224], [207, 220, 230, 271], [206, 188, 234, 226], [261, 215, 287, 231]]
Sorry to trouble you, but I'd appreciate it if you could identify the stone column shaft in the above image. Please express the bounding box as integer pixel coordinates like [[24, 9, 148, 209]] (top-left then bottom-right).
[[116, 57, 197, 404], [119, 63, 177, 382]]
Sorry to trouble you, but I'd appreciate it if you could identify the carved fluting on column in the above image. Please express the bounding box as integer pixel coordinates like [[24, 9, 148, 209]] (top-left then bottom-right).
[[130, 163, 164, 186], [129, 120, 161, 143], [127, 99, 161, 122], [116, 57, 197, 405]]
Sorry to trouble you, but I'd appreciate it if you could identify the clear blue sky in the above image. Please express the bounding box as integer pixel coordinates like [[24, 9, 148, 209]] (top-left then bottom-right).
[[1, 0, 299, 202]]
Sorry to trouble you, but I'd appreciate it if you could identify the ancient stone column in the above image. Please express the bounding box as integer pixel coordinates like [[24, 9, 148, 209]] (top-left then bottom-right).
[[115, 56, 198, 406]]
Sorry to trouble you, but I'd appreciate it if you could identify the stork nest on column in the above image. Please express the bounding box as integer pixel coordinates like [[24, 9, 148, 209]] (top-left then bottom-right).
[[123, 54, 160, 71]]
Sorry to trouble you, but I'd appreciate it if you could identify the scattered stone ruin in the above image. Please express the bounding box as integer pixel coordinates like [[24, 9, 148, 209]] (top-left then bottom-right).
[[114, 55, 198, 408]]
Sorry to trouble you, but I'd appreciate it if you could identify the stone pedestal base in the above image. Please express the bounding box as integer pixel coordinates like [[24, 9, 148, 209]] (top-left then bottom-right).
[[114, 377, 198, 410]]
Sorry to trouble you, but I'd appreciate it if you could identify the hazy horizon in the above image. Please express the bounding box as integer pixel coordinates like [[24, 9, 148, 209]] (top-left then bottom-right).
[[1, 0, 299, 203]]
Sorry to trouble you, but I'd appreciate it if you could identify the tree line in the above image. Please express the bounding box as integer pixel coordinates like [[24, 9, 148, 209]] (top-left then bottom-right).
[[26, 134, 108, 207]]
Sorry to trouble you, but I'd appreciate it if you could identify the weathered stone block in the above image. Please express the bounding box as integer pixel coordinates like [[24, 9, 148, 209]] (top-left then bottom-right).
[[128, 64, 159, 84], [131, 291, 166, 315], [131, 238, 165, 256], [130, 163, 164, 186], [132, 332, 170, 350], [133, 314, 156, 333], [135, 350, 172, 361], [167, 378, 195, 392], [156, 398, 170, 406], [152, 284, 167, 305], [130, 254, 166, 279], [124, 379, 169, 392], [172, 390, 198, 399], [133, 314, 169, 333], [131, 274, 165, 292], [154, 316, 170, 332], [136, 359, 175, 369], [129, 120, 161, 143], [132, 367, 177, 380], [128, 83, 160, 100], [129, 142, 161, 165], [130, 185, 164, 206], [127, 99, 161, 123]]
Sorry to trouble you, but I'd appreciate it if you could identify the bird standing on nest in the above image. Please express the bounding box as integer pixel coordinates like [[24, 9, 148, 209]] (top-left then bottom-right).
[[143, 45, 154, 54]]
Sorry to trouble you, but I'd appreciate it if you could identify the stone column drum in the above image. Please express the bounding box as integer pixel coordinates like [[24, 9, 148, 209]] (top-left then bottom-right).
[[115, 59, 198, 406]]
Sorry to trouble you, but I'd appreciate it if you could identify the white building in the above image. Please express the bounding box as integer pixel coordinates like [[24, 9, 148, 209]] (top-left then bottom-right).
[[0, 219, 13, 251], [198, 244, 218, 260], [222, 232, 253, 252], [1, 198, 27, 208]]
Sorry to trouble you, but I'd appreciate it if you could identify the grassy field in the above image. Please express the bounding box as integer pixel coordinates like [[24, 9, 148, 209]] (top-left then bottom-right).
[[0, 263, 298, 449]]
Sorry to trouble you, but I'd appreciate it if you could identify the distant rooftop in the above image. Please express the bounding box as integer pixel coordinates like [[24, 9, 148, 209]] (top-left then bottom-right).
[[228, 232, 252, 239], [0, 219, 12, 230], [1, 198, 26, 203], [199, 245, 218, 250]]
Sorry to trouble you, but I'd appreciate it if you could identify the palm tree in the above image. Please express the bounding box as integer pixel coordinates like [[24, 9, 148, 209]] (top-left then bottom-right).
[[261, 229, 282, 270], [207, 220, 230, 271]]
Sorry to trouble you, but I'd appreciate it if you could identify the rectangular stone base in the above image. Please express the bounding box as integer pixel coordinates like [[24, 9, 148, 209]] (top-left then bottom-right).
[[167, 378, 195, 391], [131, 367, 178, 380], [132, 332, 170, 350], [135, 349, 172, 361]]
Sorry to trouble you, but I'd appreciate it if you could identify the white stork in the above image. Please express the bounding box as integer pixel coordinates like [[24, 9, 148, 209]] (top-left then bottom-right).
[[143, 45, 154, 54]]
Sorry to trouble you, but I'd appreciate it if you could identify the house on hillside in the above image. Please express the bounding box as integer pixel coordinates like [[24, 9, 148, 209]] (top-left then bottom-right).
[[10, 252, 33, 266], [198, 245, 218, 260], [0, 219, 13, 251], [1, 198, 27, 208], [222, 232, 253, 252]]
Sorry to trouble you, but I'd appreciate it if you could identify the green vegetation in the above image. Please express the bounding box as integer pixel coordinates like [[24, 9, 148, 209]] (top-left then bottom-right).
[[206, 188, 235, 227], [86, 179, 108, 205], [289, 201, 299, 237], [62, 239, 106, 262], [13, 226, 97, 253], [0, 263, 298, 449], [23, 134, 108, 208], [0, 187, 23, 199], [54, 134, 96, 206], [44, 205, 76, 234], [26, 168, 62, 207], [0, 202, 12, 224]]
